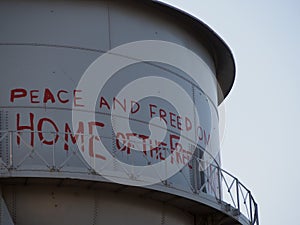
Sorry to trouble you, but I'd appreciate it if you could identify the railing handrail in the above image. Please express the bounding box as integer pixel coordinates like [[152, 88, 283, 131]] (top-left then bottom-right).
[[213, 164, 259, 225], [0, 130, 259, 225]]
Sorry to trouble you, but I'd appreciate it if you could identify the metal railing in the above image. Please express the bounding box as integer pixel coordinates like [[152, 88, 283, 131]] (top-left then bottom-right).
[[0, 130, 258, 225], [215, 166, 259, 225]]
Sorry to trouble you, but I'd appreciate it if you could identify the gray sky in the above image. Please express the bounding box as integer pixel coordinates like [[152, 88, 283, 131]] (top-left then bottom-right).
[[160, 0, 300, 224]]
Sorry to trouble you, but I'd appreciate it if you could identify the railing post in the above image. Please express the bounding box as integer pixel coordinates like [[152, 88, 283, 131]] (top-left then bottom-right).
[[217, 166, 222, 200], [236, 178, 240, 212], [249, 192, 253, 224], [255, 203, 259, 225], [52, 133, 55, 170], [9, 131, 13, 168]]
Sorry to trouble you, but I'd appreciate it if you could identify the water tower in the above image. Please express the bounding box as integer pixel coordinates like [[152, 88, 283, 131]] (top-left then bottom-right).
[[0, 0, 258, 224]]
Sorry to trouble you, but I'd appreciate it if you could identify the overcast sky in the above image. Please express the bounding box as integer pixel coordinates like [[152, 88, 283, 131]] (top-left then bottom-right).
[[160, 0, 300, 224]]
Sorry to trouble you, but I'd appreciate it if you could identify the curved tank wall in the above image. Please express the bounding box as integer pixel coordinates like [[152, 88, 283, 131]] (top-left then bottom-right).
[[0, 1, 255, 225], [0, 0, 223, 192]]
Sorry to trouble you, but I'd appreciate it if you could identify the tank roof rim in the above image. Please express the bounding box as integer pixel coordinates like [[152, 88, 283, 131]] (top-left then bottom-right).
[[149, 0, 236, 104]]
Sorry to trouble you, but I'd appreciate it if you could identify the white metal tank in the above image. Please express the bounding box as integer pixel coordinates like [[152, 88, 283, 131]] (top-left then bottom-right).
[[0, 0, 258, 225]]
